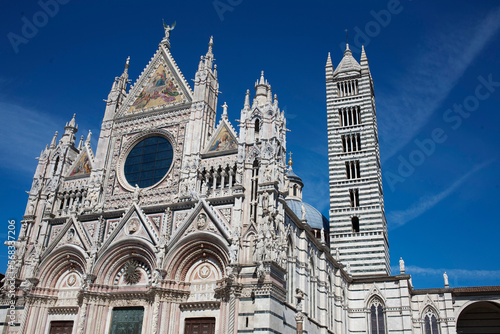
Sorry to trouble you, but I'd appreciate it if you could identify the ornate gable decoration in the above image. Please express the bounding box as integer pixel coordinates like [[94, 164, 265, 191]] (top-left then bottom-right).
[[98, 203, 159, 257], [67, 150, 92, 178], [169, 199, 231, 248], [43, 216, 93, 258], [203, 121, 238, 157], [128, 63, 184, 113], [118, 45, 193, 117]]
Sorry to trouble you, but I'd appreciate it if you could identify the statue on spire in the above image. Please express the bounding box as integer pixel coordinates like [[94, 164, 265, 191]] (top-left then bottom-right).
[[162, 20, 176, 42]]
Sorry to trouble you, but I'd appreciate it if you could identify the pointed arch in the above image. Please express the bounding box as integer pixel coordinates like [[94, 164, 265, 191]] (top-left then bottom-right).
[[367, 296, 386, 334], [422, 306, 440, 334]]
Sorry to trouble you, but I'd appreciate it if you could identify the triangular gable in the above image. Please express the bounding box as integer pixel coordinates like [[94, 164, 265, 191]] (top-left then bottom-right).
[[203, 121, 238, 156], [98, 203, 159, 257], [66, 143, 95, 178], [420, 294, 440, 317], [118, 44, 193, 117], [43, 216, 93, 258], [364, 284, 386, 306], [169, 199, 231, 248], [68, 151, 91, 177]]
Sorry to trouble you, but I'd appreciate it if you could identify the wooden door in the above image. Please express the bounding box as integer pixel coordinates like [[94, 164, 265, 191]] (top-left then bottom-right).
[[49, 321, 74, 334], [184, 317, 216, 334]]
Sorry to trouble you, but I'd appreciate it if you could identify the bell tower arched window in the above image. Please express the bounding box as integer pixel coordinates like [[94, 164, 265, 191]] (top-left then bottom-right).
[[255, 119, 260, 140]]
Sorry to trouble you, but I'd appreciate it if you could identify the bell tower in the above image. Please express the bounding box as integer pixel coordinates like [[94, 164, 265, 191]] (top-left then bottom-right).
[[325, 45, 390, 276]]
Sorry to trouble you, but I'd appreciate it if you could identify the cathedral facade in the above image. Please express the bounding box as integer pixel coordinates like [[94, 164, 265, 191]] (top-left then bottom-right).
[[1, 26, 499, 334]]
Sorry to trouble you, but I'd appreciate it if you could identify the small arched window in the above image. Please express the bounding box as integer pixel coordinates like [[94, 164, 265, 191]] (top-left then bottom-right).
[[424, 309, 439, 334], [352, 216, 360, 233], [293, 185, 297, 196], [255, 119, 260, 139], [370, 298, 386, 334], [53, 156, 60, 174]]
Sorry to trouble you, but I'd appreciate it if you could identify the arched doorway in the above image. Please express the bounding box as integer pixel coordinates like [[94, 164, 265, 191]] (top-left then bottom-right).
[[457, 301, 500, 333]]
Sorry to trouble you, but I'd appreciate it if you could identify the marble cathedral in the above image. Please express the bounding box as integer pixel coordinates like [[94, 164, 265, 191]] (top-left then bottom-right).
[[1, 25, 499, 334]]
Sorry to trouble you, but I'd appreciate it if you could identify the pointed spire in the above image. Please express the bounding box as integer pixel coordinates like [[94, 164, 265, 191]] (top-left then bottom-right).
[[50, 131, 58, 148], [222, 102, 228, 120], [345, 43, 351, 53], [207, 36, 214, 55], [68, 113, 76, 128], [259, 71, 265, 85], [360, 45, 370, 72], [333, 43, 361, 77], [326, 52, 334, 80], [77, 135, 84, 151], [267, 84, 272, 103], [124, 56, 130, 75], [244, 89, 250, 109], [86, 130, 92, 144], [326, 52, 333, 67], [273, 94, 278, 107], [198, 56, 204, 71]]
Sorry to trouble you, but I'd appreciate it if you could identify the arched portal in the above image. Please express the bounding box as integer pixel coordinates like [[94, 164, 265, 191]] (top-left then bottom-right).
[[457, 301, 500, 333]]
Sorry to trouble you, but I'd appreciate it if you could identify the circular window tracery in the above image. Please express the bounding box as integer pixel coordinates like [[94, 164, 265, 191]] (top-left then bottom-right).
[[123, 136, 173, 188]]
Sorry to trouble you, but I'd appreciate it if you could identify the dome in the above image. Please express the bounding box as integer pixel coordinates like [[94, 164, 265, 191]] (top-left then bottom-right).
[[286, 199, 329, 231], [286, 168, 303, 186]]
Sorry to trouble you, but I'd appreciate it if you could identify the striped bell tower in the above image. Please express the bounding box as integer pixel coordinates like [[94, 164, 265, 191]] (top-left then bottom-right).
[[325, 44, 390, 276]]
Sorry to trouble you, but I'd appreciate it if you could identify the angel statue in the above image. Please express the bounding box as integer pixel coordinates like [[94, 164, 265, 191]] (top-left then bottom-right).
[[162, 20, 176, 41]]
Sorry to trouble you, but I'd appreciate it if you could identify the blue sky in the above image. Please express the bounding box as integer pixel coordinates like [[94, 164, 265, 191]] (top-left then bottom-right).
[[1, 0, 499, 289]]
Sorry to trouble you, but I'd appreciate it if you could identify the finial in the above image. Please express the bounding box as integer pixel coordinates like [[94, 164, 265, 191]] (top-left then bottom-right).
[[162, 19, 176, 43], [222, 102, 228, 118], [50, 131, 58, 148], [288, 152, 293, 167], [259, 71, 265, 85], [68, 113, 76, 128], [273, 93, 278, 106], [124, 56, 130, 74], [198, 56, 204, 70], [77, 135, 84, 151], [86, 130, 92, 144], [244, 89, 250, 108]]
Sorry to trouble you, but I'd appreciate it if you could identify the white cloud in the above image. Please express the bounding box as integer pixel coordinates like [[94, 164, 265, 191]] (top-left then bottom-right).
[[387, 161, 492, 229], [379, 7, 500, 162], [0, 102, 62, 173], [402, 265, 500, 280]]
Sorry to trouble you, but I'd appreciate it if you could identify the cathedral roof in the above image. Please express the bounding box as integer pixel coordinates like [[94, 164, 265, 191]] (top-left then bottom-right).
[[333, 44, 361, 78], [286, 168, 303, 184], [286, 199, 329, 231]]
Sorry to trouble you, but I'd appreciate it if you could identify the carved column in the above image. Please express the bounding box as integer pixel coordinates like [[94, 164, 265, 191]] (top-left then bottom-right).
[[151, 293, 161, 334], [76, 296, 88, 334]]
